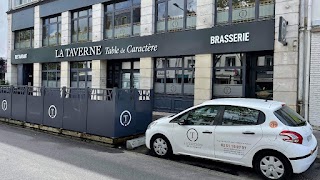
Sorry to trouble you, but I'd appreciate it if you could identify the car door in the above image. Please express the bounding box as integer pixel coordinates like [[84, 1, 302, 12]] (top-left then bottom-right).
[[214, 105, 264, 162], [171, 105, 222, 158]]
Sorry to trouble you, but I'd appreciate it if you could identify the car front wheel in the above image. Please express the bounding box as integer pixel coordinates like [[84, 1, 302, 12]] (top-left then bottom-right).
[[151, 135, 172, 158], [254, 151, 292, 180]]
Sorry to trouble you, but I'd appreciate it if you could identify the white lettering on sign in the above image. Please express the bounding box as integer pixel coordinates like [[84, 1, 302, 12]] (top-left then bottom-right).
[[127, 44, 158, 53], [210, 32, 250, 45], [15, 54, 28, 59], [56, 46, 103, 58], [48, 105, 57, 119], [120, 110, 132, 127]]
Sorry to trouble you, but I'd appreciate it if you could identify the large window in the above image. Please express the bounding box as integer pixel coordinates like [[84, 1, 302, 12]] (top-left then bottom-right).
[[42, 63, 61, 88], [70, 61, 92, 88], [216, 0, 274, 25], [105, 0, 141, 39], [156, 0, 197, 33], [14, 29, 34, 49], [12, 0, 35, 9], [43, 15, 61, 46], [155, 56, 195, 95], [72, 8, 92, 43]]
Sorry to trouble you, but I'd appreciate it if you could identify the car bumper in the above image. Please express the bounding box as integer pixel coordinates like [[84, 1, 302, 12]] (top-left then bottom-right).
[[145, 129, 151, 149], [289, 145, 318, 174]]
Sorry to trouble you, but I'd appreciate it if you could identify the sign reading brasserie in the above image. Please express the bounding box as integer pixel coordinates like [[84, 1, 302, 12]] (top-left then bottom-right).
[[55, 44, 158, 58], [211, 32, 250, 44]]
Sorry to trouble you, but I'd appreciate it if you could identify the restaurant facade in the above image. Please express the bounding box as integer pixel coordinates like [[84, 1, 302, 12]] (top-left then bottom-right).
[[6, 0, 301, 115]]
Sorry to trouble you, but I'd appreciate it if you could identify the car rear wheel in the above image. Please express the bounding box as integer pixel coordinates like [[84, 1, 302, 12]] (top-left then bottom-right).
[[151, 135, 172, 158], [254, 151, 292, 180]]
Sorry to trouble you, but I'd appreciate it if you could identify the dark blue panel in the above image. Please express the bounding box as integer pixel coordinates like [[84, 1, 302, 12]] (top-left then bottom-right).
[[11, 87, 27, 121], [26, 95, 43, 124], [40, 0, 111, 17], [43, 88, 63, 128], [0, 87, 12, 119], [134, 90, 153, 134], [12, 8, 35, 31], [154, 94, 194, 113]]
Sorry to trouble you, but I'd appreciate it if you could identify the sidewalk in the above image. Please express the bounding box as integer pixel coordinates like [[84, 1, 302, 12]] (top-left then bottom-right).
[[313, 130, 320, 158]]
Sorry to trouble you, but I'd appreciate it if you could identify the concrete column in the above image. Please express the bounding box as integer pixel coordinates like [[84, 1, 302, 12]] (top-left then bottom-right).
[[194, 54, 213, 105], [91, 4, 106, 89], [61, 11, 71, 45], [196, 0, 215, 29], [60, 61, 70, 88], [34, 5, 42, 48], [33, 63, 41, 87], [140, 0, 155, 36], [5, 14, 17, 86], [309, 32, 320, 127], [140, 58, 154, 89], [92, 60, 107, 89], [273, 0, 300, 110]]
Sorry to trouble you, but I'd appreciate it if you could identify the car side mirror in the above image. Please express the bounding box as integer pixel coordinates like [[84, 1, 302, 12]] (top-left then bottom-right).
[[178, 119, 187, 125]]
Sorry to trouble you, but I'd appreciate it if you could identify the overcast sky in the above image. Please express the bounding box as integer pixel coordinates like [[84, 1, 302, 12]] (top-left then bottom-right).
[[0, 0, 8, 59]]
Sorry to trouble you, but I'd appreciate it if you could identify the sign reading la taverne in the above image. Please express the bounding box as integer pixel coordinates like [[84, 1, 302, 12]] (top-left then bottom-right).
[[55, 44, 159, 58]]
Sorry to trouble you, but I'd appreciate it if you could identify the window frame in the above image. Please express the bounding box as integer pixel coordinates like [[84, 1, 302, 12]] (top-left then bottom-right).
[[14, 28, 34, 50], [155, 0, 197, 33], [218, 105, 266, 126], [70, 61, 92, 88], [104, 0, 141, 39], [71, 7, 92, 43], [42, 63, 61, 88], [214, 0, 275, 25], [42, 14, 62, 47], [154, 56, 195, 96]]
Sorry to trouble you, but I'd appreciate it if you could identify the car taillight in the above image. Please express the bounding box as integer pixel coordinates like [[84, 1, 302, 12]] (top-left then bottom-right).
[[279, 130, 303, 144]]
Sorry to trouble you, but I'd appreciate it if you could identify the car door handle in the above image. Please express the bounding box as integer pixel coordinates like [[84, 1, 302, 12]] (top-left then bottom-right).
[[202, 131, 213, 134], [242, 131, 255, 135]]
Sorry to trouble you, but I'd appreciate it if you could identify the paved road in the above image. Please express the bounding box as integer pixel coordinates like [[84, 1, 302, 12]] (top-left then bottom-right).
[[0, 123, 319, 180], [0, 123, 243, 180]]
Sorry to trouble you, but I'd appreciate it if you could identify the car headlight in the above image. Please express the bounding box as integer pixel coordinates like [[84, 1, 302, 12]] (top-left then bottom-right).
[[147, 121, 157, 129]]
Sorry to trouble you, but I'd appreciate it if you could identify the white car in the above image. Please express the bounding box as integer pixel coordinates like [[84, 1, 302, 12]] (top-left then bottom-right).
[[146, 98, 318, 180]]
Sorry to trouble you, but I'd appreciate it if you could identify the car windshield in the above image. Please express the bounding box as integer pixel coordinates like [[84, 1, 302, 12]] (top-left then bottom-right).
[[274, 105, 306, 127]]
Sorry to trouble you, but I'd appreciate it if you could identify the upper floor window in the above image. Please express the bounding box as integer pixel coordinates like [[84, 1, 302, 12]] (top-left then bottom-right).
[[14, 28, 34, 49], [105, 0, 141, 39], [156, 0, 197, 33], [72, 8, 92, 43], [11, 0, 35, 9], [43, 15, 61, 47], [216, 0, 274, 25]]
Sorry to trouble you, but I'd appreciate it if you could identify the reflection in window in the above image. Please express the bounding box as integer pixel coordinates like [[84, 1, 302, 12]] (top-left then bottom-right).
[[72, 8, 92, 43], [222, 106, 260, 126], [156, 0, 197, 33], [255, 55, 273, 100], [43, 15, 61, 46], [216, 0, 275, 25], [70, 61, 92, 88], [214, 54, 244, 97], [105, 0, 141, 39], [14, 29, 34, 49], [155, 56, 195, 95], [42, 63, 61, 87], [179, 106, 219, 125]]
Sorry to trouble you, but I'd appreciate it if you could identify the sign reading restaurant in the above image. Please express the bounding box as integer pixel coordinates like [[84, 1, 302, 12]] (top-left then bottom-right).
[[12, 20, 274, 64], [55, 44, 159, 58]]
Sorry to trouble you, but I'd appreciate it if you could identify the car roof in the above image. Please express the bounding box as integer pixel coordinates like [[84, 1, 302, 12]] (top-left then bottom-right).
[[201, 98, 284, 111]]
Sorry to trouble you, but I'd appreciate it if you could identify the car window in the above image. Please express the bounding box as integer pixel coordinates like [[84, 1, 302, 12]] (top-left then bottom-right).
[[274, 105, 306, 127], [172, 106, 220, 126], [222, 106, 260, 126]]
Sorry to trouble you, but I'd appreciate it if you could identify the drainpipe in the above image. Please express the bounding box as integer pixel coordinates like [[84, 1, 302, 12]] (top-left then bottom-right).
[[304, 0, 312, 121], [298, 0, 305, 115]]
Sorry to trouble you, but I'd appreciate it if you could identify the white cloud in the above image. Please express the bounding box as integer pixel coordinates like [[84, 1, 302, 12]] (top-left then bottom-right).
[[0, 0, 8, 58]]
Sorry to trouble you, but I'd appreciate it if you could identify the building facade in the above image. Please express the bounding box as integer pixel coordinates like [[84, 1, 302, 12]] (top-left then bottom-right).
[[7, 0, 305, 118]]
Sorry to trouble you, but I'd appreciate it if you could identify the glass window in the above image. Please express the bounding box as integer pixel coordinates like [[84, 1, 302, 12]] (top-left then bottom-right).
[[216, 0, 275, 25], [156, 0, 197, 33], [174, 106, 220, 125], [274, 105, 306, 127], [72, 8, 92, 43], [104, 0, 141, 39], [155, 56, 195, 95], [222, 106, 260, 126], [42, 63, 61, 88], [43, 15, 61, 47], [14, 29, 34, 50], [70, 61, 92, 88]]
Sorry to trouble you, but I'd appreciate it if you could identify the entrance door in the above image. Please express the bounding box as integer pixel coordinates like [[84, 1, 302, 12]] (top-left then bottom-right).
[[247, 53, 274, 99], [17, 64, 33, 86]]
